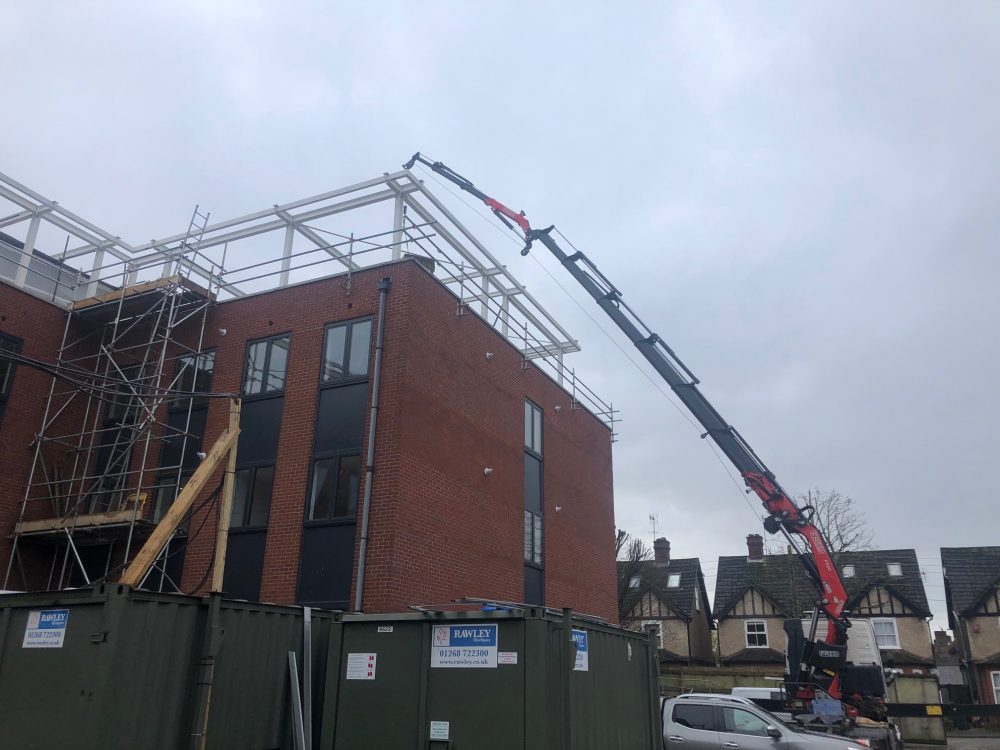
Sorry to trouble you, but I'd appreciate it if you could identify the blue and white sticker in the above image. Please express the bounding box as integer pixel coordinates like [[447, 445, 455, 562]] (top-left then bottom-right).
[[23, 609, 69, 649], [430, 624, 498, 668], [571, 629, 589, 671]]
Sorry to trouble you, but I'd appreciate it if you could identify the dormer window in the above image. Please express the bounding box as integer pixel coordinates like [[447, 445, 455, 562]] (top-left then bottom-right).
[[842, 565, 855, 578], [667, 574, 681, 588], [887, 563, 902, 577]]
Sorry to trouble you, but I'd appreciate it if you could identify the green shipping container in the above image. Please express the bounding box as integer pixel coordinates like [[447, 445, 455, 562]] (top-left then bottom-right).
[[0, 586, 660, 749]]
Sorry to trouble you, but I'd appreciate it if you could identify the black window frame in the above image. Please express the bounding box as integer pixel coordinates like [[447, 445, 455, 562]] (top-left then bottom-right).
[[171, 349, 216, 411], [0, 333, 22, 421], [524, 509, 544, 566], [320, 317, 373, 385], [229, 462, 276, 530], [524, 400, 543, 457], [242, 333, 291, 399], [304, 450, 363, 524], [524, 399, 544, 603], [524, 400, 544, 566]]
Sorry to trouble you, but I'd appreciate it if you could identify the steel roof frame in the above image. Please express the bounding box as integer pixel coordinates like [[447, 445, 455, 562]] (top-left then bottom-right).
[[0, 168, 624, 432], [0, 168, 585, 359]]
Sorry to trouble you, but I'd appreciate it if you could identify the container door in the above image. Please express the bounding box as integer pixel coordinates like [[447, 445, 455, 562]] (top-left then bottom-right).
[[334, 620, 424, 749], [425, 620, 525, 750]]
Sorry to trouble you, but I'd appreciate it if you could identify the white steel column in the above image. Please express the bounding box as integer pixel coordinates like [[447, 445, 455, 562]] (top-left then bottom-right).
[[279, 224, 295, 287], [392, 193, 405, 260], [86, 247, 105, 298], [13, 213, 40, 287]]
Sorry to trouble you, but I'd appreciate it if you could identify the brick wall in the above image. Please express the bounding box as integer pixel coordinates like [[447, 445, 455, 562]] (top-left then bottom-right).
[[366, 263, 618, 621], [0, 260, 618, 622], [0, 284, 70, 586]]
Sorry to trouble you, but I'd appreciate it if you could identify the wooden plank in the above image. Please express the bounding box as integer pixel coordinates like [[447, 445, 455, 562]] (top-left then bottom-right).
[[211, 399, 241, 592], [119, 423, 240, 586], [71, 276, 179, 310], [18, 509, 136, 534], [70, 274, 213, 311]]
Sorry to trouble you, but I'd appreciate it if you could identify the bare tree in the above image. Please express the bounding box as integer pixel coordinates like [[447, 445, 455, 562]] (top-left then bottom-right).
[[795, 488, 874, 556], [616, 529, 652, 627]]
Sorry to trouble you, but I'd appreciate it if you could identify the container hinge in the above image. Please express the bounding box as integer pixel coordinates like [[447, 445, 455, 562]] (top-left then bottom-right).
[[89, 631, 108, 643]]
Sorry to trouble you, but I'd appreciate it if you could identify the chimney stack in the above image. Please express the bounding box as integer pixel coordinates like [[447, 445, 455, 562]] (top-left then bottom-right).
[[654, 538, 670, 564], [746, 534, 764, 562]]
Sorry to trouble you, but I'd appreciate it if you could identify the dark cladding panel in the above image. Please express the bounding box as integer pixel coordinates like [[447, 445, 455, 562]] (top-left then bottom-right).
[[524, 565, 543, 606], [313, 382, 367, 454], [297, 523, 357, 608], [237, 397, 284, 464], [524, 454, 542, 514], [222, 530, 267, 601]]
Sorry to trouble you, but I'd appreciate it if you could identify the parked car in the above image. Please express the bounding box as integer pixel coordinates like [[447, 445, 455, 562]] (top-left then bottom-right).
[[661, 694, 872, 749]]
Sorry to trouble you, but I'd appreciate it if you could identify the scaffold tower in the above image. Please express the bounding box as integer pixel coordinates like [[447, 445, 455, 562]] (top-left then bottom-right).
[[3, 207, 215, 590]]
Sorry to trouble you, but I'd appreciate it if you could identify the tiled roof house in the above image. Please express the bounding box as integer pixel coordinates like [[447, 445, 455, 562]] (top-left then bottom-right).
[[942, 546, 1000, 705], [714, 535, 933, 673], [619, 538, 715, 665]]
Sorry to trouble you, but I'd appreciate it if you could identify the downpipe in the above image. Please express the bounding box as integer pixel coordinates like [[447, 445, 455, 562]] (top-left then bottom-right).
[[353, 276, 391, 612]]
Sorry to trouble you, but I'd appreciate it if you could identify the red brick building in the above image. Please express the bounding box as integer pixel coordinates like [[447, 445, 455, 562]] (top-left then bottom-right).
[[0, 170, 619, 623]]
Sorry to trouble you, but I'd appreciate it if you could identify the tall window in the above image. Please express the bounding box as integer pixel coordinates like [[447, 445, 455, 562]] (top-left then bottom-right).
[[173, 350, 216, 409], [524, 400, 543, 564], [871, 618, 900, 649], [524, 400, 544, 605], [230, 465, 275, 529], [243, 335, 290, 396], [0, 333, 21, 421], [992, 672, 1000, 704], [322, 319, 372, 382], [745, 619, 768, 648], [524, 510, 542, 564], [524, 400, 542, 455], [307, 454, 362, 520]]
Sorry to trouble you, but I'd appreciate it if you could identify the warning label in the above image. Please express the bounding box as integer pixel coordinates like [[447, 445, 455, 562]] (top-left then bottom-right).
[[346, 652, 377, 680]]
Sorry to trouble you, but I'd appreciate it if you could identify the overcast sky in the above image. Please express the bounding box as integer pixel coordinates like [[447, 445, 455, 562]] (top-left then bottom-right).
[[4, 2, 999, 630]]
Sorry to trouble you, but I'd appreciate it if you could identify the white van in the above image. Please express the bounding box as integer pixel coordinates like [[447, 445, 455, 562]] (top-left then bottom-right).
[[731, 686, 784, 702]]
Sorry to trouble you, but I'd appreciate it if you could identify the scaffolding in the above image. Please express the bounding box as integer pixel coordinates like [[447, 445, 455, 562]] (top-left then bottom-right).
[[0, 166, 620, 589], [2, 208, 216, 590]]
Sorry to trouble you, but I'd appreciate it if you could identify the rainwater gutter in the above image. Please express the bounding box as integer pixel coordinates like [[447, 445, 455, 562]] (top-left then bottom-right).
[[353, 276, 391, 612]]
